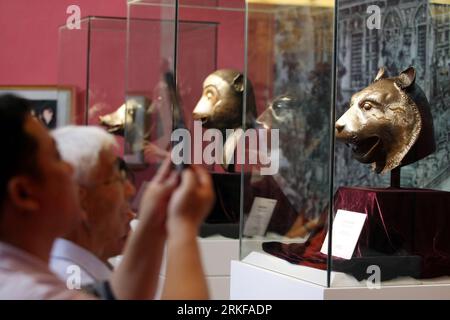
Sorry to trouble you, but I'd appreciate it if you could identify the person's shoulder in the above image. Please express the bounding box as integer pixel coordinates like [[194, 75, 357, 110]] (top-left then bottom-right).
[[0, 266, 93, 300], [50, 256, 97, 287]]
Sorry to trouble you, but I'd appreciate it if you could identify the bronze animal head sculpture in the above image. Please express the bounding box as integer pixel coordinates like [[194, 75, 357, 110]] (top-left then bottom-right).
[[99, 98, 152, 136], [192, 69, 257, 172], [99, 103, 129, 135], [99, 97, 154, 156], [192, 69, 257, 130], [335, 67, 435, 174]]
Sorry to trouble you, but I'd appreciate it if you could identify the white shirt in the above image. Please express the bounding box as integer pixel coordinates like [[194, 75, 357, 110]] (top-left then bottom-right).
[[50, 238, 112, 286], [0, 241, 91, 300]]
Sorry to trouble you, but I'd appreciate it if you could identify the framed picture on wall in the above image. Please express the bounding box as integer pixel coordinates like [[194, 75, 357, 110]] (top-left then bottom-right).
[[0, 86, 75, 129]]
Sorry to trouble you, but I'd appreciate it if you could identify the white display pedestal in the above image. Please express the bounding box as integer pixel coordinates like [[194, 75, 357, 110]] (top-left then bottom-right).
[[157, 236, 239, 300], [230, 252, 450, 300]]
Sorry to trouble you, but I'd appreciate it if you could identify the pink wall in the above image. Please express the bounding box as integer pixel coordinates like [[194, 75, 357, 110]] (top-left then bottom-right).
[[0, 0, 245, 85], [0, 0, 246, 133], [0, 0, 127, 85], [0, 0, 248, 194]]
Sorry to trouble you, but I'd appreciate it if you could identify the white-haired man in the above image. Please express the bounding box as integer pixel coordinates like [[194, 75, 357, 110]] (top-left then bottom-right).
[[50, 126, 136, 285], [49, 125, 214, 299], [0, 94, 213, 299]]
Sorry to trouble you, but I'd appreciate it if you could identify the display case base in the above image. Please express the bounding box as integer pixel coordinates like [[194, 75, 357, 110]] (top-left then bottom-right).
[[230, 252, 450, 300]]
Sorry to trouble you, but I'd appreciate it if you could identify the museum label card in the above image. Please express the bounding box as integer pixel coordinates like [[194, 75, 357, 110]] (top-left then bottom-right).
[[243, 197, 277, 237], [320, 209, 367, 260]]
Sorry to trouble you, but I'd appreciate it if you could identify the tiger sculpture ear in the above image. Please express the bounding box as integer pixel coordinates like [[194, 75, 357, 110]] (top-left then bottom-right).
[[373, 67, 387, 82], [395, 66, 416, 90]]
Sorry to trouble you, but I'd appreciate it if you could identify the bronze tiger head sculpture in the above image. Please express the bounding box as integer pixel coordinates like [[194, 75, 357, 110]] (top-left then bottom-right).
[[335, 67, 435, 174]]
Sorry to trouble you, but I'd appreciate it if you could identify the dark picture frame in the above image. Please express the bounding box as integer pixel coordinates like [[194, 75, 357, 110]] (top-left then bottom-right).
[[0, 86, 75, 129]]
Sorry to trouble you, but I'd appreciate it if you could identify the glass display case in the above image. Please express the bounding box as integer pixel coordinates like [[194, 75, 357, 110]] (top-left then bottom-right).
[[125, 0, 450, 295], [241, 0, 335, 288], [58, 16, 128, 154], [126, 0, 247, 229], [329, 0, 450, 288], [238, 0, 450, 293]]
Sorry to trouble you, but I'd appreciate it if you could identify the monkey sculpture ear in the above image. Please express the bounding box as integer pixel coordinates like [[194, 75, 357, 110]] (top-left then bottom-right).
[[374, 67, 387, 82], [396, 66, 416, 90], [232, 74, 245, 93]]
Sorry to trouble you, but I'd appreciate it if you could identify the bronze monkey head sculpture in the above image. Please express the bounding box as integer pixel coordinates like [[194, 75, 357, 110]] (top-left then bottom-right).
[[192, 69, 257, 130]]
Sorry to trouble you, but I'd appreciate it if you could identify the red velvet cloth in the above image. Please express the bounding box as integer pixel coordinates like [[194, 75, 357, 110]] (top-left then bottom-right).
[[263, 187, 450, 280]]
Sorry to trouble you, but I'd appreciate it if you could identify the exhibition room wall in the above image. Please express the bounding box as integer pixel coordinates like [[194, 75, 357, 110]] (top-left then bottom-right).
[[0, 0, 126, 85], [0, 0, 245, 85], [0, 0, 247, 201]]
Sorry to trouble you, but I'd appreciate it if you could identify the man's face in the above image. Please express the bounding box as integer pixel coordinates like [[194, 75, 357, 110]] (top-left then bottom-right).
[[81, 148, 136, 260], [24, 116, 82, 235]]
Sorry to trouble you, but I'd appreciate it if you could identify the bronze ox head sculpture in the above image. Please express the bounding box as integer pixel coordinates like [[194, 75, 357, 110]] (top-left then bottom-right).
[[192, 69, 257, 130], [335, 66, 435, 174]]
